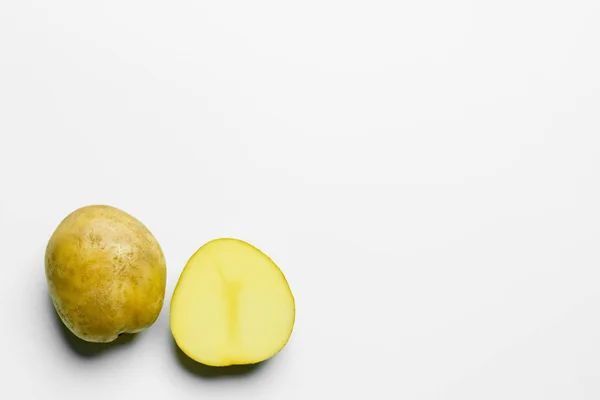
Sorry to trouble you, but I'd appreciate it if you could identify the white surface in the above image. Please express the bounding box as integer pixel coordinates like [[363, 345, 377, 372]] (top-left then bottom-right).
[[1, 1, 600, 398]]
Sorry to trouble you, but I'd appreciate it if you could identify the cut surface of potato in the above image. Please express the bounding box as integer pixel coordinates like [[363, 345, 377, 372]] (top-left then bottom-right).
[[170, 238, 295, 366]]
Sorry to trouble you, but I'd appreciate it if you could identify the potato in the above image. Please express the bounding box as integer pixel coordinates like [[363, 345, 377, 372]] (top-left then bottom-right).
[[170, 238, 295, 366], [45, 205, 166, 343]]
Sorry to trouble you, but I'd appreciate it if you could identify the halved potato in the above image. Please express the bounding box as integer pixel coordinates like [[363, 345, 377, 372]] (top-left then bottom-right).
[[170, 238, 295, 366]]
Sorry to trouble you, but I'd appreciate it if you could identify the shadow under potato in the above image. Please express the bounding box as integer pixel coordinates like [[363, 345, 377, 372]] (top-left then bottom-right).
[[48, 297, 138, 357], [173, 339, 266, 378]]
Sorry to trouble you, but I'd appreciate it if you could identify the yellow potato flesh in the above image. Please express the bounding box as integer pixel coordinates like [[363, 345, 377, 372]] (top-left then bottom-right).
[[45, 205, 167, 343], [170, 238, 295, 366]]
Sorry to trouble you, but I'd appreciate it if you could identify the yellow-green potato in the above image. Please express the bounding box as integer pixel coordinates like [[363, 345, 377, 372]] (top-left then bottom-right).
[[45, 205, 166, 343]]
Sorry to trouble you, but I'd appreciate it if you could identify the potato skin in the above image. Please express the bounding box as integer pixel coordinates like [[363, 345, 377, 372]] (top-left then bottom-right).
[[45, 205, 166, 343]]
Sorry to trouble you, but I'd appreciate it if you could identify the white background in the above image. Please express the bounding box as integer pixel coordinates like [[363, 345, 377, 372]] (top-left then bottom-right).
[[1, 1, 600, 399]]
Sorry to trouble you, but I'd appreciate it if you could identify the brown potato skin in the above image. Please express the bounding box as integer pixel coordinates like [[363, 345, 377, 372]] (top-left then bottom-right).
[[45, 205, 166, 343]]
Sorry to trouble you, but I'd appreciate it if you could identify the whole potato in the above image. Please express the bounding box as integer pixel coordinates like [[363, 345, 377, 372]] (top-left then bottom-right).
[[45, 205, 166, 343]]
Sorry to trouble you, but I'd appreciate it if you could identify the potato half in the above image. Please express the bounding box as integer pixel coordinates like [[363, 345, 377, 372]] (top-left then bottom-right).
[[170, 238, 295, 366]]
